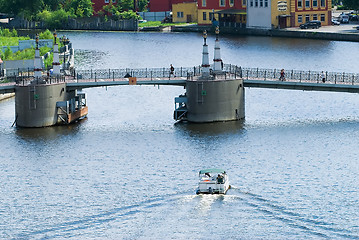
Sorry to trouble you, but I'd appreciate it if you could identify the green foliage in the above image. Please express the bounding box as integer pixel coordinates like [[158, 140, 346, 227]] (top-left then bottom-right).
[[4, 47, 13, 60], [342, 0, 359, 10], [119, 10, 141, 20], [44, 52, 53, 69], [0, 28, 17, 37], [138, 21, 193, 28], [0, 36, 30, 47], [39, 29, 53, 39], [37, 9, 72, 29], [0, 46, 51, 61], [63, 0, 93, 17]]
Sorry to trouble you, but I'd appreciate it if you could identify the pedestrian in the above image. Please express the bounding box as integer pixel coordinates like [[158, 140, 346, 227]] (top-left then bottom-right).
[[279, 69, 286, 81], [321, 71, 326, 83], [169, 64, 176, 78]]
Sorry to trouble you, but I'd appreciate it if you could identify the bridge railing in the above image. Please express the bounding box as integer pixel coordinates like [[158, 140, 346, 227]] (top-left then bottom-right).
[[2, 65, 358, 86], [75, 66, 202, 81], [234, 66, 359, 85]]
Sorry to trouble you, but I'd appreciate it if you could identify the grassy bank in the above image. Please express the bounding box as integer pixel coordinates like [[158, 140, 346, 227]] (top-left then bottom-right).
[[139, 21, 195, 28]]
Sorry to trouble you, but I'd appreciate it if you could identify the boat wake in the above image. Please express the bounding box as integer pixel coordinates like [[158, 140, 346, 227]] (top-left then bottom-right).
[[229, 186, 358, 239], [15, 190, 194, 239]]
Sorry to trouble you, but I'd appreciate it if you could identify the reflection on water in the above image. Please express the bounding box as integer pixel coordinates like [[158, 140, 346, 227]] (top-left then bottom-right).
[[175, 120, 245, 137], [15, 120, 83, 141]]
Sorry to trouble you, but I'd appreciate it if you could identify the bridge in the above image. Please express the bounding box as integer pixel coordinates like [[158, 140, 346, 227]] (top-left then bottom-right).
[[1, 65, 359, 94]]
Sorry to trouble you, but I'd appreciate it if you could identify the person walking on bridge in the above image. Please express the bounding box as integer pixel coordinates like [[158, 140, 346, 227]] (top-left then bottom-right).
[[169, 64, 176, 78], [279, 69, 286, 81]]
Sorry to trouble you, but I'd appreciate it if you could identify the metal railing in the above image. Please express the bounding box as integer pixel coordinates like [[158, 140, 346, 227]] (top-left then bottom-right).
[[2, 64, 359, 86], [74, 66, 202, 81]]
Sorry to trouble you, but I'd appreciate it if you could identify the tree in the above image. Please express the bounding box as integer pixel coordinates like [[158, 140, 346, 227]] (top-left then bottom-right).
[[0, 0, 45, 19], [63, 0, 93, 17], [342, 0, 359, 11]]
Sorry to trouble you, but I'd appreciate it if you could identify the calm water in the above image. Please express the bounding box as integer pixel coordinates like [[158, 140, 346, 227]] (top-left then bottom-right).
[[1, 31, 359, 239]]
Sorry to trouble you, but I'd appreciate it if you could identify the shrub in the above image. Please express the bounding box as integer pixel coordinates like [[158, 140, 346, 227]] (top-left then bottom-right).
[[39, 29, 53, 39]]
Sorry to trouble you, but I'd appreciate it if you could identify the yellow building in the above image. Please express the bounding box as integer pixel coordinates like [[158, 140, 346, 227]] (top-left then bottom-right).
[[172, 2, 198, 23], [247, 0, 332, 29], [289, 0, 332, 27]]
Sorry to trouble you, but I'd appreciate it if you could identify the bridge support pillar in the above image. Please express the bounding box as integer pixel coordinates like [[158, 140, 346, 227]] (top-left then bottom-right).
[[15, 83, 67, 127], [185, 78, 245, 122]]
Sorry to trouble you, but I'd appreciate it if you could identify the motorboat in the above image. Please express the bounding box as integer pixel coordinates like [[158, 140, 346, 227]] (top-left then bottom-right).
[[196, 169, 230, 194]]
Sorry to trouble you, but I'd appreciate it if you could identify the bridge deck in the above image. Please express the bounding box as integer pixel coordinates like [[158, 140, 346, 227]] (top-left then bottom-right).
[[1, 65, 359, 94], [2, 77, 359, 94]]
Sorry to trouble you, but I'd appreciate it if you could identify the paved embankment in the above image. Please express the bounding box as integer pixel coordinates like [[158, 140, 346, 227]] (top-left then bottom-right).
[[0, 93, 15, 101], [171, 23, 359, 42]]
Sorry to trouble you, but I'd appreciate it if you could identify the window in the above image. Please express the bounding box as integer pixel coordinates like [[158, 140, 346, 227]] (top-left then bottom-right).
[[298, 15, 303, 23], [321, 14, 325, 21], [209, 12, 213, 20], [305, 0, 310, 7], [220, 0, 225, 7], [264, 0, 268, 7], [298, 0, 302, 7], [242, 0, 246, 6], [202, 0, 206, 7], [260, 0, 263, 7], [320, 0, 325, 7], [255, 0, 258, 7], [313, 14, 317, 20], [313, 0, 317, 7], [250, 0, 253, 7], [105, 0, 109, 3], [230, 0, 234, 6], [177, 12, 184, 18], [305, 14, 310, 22], [203, 12, 207, 20]]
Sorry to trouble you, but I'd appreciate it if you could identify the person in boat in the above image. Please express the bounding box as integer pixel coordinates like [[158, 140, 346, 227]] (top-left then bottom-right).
[[217, 174, 224, 184]]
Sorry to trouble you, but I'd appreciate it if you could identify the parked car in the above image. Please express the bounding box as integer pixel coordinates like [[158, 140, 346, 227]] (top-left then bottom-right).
[[350, 15, 358, 21], [331, 19, 340, 25], [339, 14, 349, 23], [356, 26, 359, 30], [299, 20, 321, 29]]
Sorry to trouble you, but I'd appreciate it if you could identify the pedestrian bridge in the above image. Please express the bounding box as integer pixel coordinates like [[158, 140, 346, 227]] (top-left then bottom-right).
[[1, 65, 359, 94]]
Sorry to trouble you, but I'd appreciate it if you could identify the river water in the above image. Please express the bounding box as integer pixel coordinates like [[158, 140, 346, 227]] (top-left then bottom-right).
[[1, 31, 359, 239]]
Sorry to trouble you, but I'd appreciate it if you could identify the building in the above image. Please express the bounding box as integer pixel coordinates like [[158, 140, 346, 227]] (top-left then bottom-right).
[[172, 2, 198, 23], [148, 0, 193, 12], [197, 0, 247, 25], [247, 0, 332, 29], [290, 0, 332, 27]]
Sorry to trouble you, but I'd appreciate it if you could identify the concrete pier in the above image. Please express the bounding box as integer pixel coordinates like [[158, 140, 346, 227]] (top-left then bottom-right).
[[174, 28, 245, 123], [186, 78, 245, 122], [15, 83, 67, 127]]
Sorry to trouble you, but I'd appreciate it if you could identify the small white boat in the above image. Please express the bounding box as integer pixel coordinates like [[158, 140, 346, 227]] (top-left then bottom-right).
[[196, 169, 230, 194]]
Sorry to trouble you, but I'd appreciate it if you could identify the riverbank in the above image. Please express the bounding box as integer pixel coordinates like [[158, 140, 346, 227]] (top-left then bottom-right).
[[159, 23, 359, 42], [0, 92, 14, 101]]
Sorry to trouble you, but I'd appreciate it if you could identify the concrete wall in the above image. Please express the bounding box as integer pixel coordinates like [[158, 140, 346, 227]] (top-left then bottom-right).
[[15, 83, 67, 127], [3, 57, 45, 75], [186, 78, 245, 122], [247, 0, 272, 28]]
